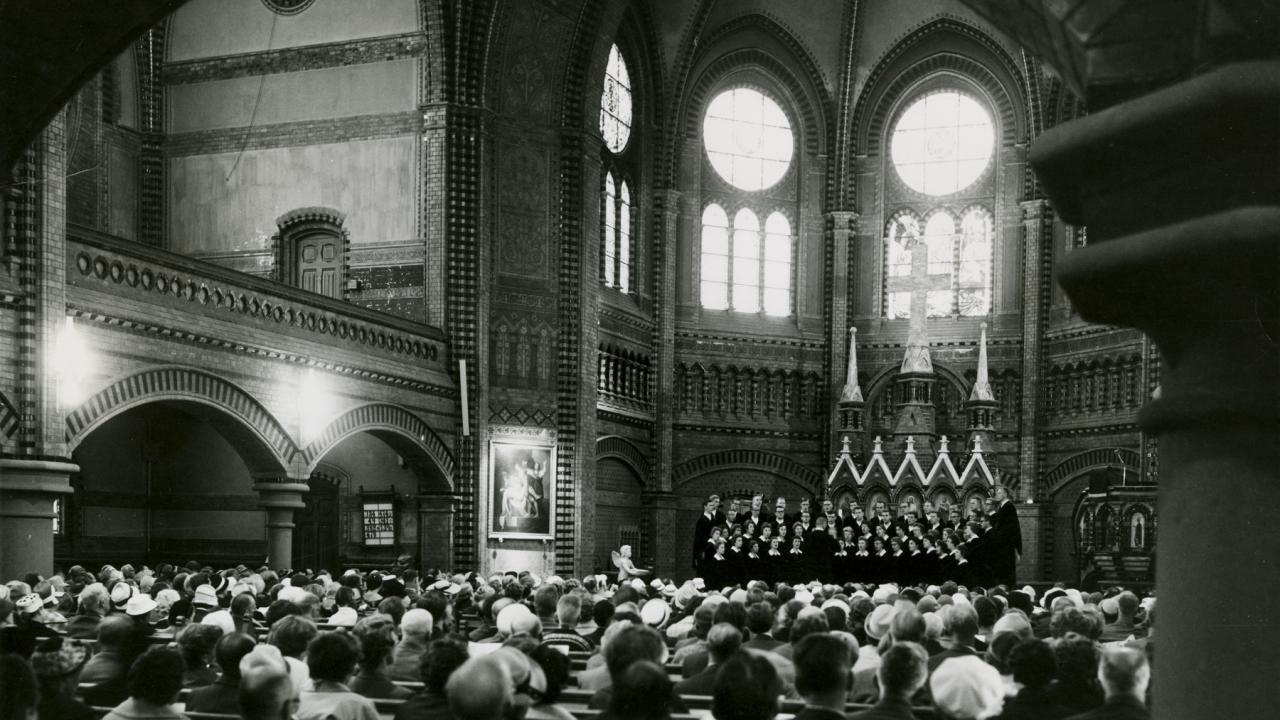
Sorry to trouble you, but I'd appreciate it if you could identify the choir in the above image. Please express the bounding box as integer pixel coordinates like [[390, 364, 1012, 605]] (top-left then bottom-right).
[[691, 489, 1022, 589]]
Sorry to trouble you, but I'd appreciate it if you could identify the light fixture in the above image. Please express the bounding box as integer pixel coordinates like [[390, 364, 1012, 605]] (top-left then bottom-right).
[[53, 316, 92, 409], [297, 367, 333, 445]]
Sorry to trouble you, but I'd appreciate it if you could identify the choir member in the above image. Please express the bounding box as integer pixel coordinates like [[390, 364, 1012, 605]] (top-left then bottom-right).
[[727, 536, 747, 585], [767, 498, 789, 534], [850, 537, 871, 584], [745, 541, 763, 583], [787, 536, 806, 582], [706, 541, 729, 589], [735, 493, 765, 529], [693, 496, 720, 573], [765, 537, 784, 584]]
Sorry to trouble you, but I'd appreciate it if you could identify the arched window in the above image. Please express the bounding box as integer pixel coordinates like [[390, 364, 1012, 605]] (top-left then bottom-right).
[[600, 43, 637, 294], [698, 85, 796, 317], [883, 89, 995, 318], [274, 207, 349, 300]]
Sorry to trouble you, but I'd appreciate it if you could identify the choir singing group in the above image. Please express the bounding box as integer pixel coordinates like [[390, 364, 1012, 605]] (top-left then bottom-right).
[[692, 486, 1023, 590]]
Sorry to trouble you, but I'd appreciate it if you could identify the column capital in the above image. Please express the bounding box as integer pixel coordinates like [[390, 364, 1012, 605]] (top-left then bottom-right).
[[825, 210, 859, 233], [1019, 198, 1050, 221]]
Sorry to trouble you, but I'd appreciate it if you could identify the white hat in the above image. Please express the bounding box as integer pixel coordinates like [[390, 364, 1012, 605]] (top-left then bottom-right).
[[125, 594, 157, 617], [496, 603, 534, 637], [865, 604, 896, 641], [872, 585, 896, 604], [110, 583, 134, 607], [329, 607, 358, 628], [794, 589, 814, 605], [640, 598, 671, 629], [630, 579, 646, 592], [401, 608, 434, 636], [155, 588, 181, 609], [1020, 585, 1037, 601], [201, 609, 235, 634], [16, 594, 41, 614], [1065, 589, 1084, 608], [821, 598, 851, 615], [278, 586, 308, 604], [729, 588, 749, 605], [1100, 596, 1120, 615], [692, 578, 706, 591], [930, 656, 1005, 719], [193, 584, 218, 607]]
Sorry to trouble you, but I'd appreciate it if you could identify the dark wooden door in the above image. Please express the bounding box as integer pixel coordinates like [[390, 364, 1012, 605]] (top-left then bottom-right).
[[294, 476, 340, 572]]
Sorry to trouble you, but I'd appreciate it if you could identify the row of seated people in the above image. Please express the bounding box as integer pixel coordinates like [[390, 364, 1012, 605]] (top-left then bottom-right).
[[0, 560, 1154, 720]]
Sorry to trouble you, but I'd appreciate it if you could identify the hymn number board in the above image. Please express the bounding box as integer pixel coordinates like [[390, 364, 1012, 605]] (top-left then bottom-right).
[[361, 494, 397, 546]]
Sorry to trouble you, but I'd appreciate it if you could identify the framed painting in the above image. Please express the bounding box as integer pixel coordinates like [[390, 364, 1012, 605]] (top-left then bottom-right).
[[488, 428, 555, 540]]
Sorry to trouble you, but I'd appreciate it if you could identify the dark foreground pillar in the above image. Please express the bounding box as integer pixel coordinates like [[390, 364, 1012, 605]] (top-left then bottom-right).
[[254, 479, 308, 571], [1038, 62, 1280, 720]]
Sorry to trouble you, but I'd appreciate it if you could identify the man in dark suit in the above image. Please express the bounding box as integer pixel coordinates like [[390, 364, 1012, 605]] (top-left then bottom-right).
[[742, 602, 781, 652], [850, 642, 929, 719], [735, 493, 766, 529], [766, 497, 789, 533], [674, 622, 741, 697], [792, 633, 852, 720], [693, 495, 720, 572], [989, 486, 1022, 586], [1065, 647, 1151, 720]]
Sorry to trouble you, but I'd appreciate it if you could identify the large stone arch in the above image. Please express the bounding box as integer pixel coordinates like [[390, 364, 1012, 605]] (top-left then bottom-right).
[[300, 403, 454, 490], [64, 366, 296, 477], [595, 435, 650, 486], [1044, 448, 1141, 499], [673, 450, 823, 495]]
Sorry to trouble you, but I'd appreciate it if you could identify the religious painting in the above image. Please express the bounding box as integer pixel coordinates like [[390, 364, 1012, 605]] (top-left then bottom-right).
[[488, 428, 555, 540]]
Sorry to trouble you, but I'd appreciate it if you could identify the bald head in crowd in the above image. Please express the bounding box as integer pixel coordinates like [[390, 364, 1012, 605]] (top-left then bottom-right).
[[447, 655, 513, 720], [238, 669, 294, 720], [1099, 647, 1150, 701]]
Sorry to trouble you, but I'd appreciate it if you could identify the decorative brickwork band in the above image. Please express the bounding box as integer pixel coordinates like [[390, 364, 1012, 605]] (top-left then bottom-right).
[[300, 403, 455, 485], [0, 390, 18, 444], [65, 366, 296, 476], [672, 449, 823, 494]]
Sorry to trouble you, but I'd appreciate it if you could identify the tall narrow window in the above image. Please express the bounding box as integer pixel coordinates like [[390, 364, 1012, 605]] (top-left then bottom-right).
[[600, 43, 638, 295], [603, 174, 616, 284], [618, 182, 631, 293], [700, 204, 730, 309], [732, 208, 760, 312], [958, 206, 993, 316], [762, 212, 792, 316]]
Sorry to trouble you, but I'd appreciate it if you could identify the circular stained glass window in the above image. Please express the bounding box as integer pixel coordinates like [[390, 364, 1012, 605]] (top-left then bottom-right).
[[703, 87, 793, 191], [600, 45, 633, 154], [891, 91, 994, 196]]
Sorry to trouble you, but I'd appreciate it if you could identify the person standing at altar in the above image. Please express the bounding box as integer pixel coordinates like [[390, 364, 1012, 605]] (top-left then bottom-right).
[[988, 486, 1022, 586]]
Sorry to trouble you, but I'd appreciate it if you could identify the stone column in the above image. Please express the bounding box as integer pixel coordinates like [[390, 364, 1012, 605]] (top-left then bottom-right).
[[0, 459, 76, 578], [1038, 62, 1279, 720], [1018, 199, 1048, 504], [826, 211, 859, 458], [417, 493, 456, 571], [253, 479, 308, 571], [644, 490, 680, 577]]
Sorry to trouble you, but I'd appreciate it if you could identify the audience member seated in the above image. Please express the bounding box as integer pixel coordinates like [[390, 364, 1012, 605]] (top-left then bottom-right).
[[930, 652, 1006, 720], [31, 636, 95, 720], [541, 593, 594, 651], [995, 638, 1071, 720], [676, 622, 742, 696], [607, 660, 674, 720], [793, 633, 853, 720], [1065, 647, 1151, 720], [712, 651, 782, 720], [176, 622, 223, 688], [186, 631, 257, 714], [0, 654, 38, 720], [591, 623, 684, 711], [79, 615, 134, 708], [527, 643, 576, 720], [389, 608, 434, 682], [394, 636, 468, 720], [850, 642, 929, 720], [66, 583, 109, 639], [349, 613, 413, 700], [1046, 633, 1105, 714], [930, 605, 981, 671], [298, 631, 380, 720], [268, 614, 318, 660], [102, 646, 187, 720], [1099, 593, 1142, 642], [743, 601, 781, 652], [448, 655, 514, 720], [238, 667, 296, 720]]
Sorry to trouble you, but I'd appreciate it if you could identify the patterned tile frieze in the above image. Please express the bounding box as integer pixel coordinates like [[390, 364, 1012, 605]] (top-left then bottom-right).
[[163, 34, 428, 84]]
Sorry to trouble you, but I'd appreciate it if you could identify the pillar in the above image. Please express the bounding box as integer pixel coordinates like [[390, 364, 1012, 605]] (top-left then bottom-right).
[[253, 479, 308, 571], [0, 459, 76, 579], [644, 490, 680, 578], [417, 493, 456, 572], [1037, 62, 1279, 720], [826, 211, 859, 458]]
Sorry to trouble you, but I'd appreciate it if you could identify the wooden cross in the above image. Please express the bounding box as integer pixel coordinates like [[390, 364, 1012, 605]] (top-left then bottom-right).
[[887, 233, 953, 332]]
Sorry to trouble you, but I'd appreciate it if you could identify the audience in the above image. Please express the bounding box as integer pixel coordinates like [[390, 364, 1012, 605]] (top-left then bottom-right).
[[3, 557, 1159, 720], [102, 646, 187, 720], [186, 631, 257, 714], [394, 636, 469, 720], [850, 642, 929, 719], [0, 654, 39, 720], [349, 614, 413, 699], [1066, 647, 1151, 720], [30, 636, 95, 720], [298, 631, 380, 720]]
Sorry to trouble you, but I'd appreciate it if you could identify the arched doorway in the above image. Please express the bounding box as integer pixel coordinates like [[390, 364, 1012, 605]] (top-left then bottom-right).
[[595, 457, 644, 572], [66, 402, 280, 567]]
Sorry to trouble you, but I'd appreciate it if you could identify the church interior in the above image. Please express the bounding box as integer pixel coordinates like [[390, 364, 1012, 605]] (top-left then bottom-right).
[[0, 1, 1276, 718]]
